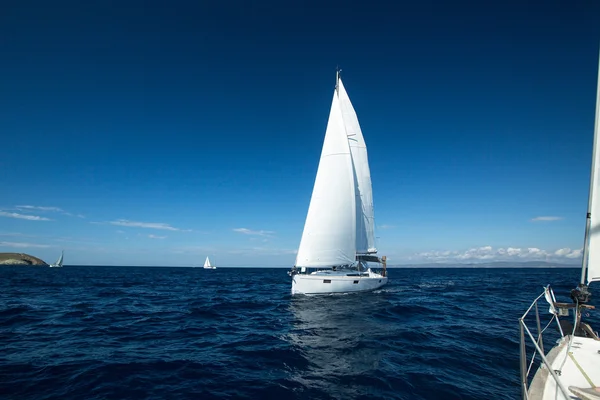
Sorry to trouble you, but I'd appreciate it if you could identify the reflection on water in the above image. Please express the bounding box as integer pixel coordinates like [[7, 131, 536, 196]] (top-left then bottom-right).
[[286, 292, 396, 399]]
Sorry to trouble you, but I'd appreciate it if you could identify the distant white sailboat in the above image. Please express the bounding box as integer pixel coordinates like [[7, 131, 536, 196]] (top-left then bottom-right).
[[288, 70, 388, 295], [519, 55, 600, 399], [49, 250, 64, 268], [203, 256, 216, 269]]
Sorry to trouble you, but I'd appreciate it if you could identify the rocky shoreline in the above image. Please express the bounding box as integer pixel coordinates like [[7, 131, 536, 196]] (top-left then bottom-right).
[[0, 253, 48, 266]]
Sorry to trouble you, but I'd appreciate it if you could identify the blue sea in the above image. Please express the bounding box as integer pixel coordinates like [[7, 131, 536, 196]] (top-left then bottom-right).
[[1, 266, 598, 399]]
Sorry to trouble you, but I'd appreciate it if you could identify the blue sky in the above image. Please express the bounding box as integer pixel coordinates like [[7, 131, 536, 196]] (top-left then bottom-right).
[[1, 1, 599, 266]]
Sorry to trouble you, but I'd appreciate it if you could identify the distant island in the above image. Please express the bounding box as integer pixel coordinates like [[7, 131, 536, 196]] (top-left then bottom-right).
[[0, 252, 48, 266]]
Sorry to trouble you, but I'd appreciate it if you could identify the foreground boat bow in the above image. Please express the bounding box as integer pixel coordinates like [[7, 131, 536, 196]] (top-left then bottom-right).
[[519, 52, 600, 400]]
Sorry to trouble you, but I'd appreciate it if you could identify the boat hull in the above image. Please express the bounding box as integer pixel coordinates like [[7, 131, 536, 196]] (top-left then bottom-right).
[[291, 270, 388, 295]]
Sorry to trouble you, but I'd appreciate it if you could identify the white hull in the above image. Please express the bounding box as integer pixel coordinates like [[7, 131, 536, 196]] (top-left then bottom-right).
[[49, 265, 62, 268], [203, 266, 216, 269], [292, 269, 387, 295]]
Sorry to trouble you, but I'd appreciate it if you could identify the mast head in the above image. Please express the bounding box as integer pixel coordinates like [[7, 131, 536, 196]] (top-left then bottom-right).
[[335, 66, 342, 92]]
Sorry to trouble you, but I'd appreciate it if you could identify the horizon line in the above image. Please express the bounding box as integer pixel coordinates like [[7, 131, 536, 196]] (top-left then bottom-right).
[[28, 263, 582, 269]]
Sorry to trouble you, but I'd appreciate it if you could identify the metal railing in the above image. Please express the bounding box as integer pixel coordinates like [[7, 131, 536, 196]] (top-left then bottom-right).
[[518, 286, 571, 400]]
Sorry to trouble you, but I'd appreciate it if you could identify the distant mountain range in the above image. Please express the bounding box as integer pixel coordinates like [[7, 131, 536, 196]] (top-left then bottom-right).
[[388, 261, 579, 268]]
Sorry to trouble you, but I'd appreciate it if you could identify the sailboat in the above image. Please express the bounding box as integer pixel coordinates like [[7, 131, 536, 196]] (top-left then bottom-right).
[[288, 70, 388, 295], [519, 57, 600, 399], [49, 250, 64, 268], [203, 256, 216, 269]]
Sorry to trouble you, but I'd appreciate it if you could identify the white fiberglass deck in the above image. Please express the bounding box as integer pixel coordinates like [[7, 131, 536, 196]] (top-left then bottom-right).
[[291, 268, 387, 295], [529, 336, 600, 400]]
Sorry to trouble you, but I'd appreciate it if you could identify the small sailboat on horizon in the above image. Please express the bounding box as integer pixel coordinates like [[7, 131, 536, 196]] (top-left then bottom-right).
[[203, 256, 216, 269], [49, 250, 64, 268], [288, 70, 388, 295]]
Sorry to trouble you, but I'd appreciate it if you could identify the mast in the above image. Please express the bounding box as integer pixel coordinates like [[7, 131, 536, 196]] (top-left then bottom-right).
[[336, 65, 358, 271], [580, 49, 600, 286]]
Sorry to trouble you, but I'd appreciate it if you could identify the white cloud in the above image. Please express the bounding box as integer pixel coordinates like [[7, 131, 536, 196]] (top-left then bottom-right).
[[16, 205, 63, 212], [13, 205, 85, 218], [555, 248, 582, 259], [17, 206, 60, 213], [531, 216, 563, 222], [106, 219, 184, 231], [567, 249, 583, 259], [413, 245, 582, 263], [233, 228, 274, 237], [0, 211, 52, 221], [506, 247, 522, 256], [0, 241, 51, 248], [148, 234, 166, 239]]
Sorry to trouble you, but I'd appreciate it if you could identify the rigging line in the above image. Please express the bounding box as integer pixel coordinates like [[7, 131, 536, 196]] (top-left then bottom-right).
[[557, 298, 579, 374]]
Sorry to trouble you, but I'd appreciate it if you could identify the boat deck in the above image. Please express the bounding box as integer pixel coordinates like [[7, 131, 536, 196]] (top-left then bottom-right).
[[528, 334, 600, 400]]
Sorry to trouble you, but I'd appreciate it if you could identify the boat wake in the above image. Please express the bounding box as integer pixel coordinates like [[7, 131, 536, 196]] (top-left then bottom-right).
[[417, 280, 455, 289]]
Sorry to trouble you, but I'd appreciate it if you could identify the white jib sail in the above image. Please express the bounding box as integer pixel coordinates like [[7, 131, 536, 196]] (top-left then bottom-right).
[[337, 78, 377, 254], [585, 57, 600, 284]]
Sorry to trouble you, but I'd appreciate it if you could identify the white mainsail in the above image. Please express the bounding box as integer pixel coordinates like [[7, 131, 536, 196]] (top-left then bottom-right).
[[295, 82, 357, 268], [204, 257, 211, 268], [337, 78, 377, 254], [584, 56, 600, 284]]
